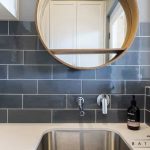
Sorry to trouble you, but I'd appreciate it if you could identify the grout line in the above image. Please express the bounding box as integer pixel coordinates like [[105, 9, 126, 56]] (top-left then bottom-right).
[[136, 36, 150, 37], [1, 78, 150, 81], [0, 35, 38, 37], [2, 79, 147, 81]]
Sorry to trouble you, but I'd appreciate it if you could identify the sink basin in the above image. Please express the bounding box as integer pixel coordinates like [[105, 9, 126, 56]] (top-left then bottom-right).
[[37, 130, 131, 150]]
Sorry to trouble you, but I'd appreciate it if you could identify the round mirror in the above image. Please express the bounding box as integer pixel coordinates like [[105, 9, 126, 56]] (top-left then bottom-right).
[[36, 0, 139, 69]]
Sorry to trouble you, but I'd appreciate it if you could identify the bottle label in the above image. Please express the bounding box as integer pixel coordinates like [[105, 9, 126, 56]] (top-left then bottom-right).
[[128, 112, 135, 116], [127, 121, 140, 127]]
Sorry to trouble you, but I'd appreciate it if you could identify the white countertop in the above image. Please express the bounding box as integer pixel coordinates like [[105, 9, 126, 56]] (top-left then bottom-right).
[[0, 123, 149, 150]]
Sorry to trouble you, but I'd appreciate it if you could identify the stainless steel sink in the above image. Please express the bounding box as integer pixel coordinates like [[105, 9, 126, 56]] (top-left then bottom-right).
[[37, 130, 131, 150]]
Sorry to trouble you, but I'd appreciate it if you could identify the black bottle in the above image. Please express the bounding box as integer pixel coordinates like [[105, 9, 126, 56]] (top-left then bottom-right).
[[127, 95, 140, 130]]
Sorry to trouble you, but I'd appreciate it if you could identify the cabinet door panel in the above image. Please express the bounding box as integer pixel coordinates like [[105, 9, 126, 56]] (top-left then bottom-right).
[[76, 1, 106, 67], [50, 1, 76, 49], [77, 1, 105, 48]]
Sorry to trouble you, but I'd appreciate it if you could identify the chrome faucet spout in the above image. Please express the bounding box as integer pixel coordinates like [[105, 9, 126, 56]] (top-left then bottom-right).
[[77, 97, 85, 117]]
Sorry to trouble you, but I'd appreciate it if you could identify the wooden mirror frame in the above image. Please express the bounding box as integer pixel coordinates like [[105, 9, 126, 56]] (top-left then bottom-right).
[[36, 0, 139, 70]]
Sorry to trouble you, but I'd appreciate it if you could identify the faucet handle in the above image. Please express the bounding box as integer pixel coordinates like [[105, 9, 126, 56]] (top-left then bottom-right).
[[77, 97, 84, 105], [97, 94, 110, 114]]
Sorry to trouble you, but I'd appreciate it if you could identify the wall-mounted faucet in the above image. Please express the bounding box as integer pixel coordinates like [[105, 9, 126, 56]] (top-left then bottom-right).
[[97, 94, 110, 114], [76, 97, 85, 117]]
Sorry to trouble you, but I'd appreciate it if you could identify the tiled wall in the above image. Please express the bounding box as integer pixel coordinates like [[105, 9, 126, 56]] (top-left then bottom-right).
[[0, 21, 150, 123]]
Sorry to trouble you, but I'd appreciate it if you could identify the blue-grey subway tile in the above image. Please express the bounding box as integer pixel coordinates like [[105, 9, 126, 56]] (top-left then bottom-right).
[[140, 22, 150, 36], [140, 66, 150, 80], [0, 95, 22, 108], [96, 66, 139, 80], [126, 81, 150, 94], [129, 37, 150, 51], [9, 21, 37, 35], [52, 110, 95, 123], [0, 80, 37, 94], [82, 80, 125, 94], [96, 110, 144, 123], [0, 51, 23, 64], [38, 39, 46, 50], [139, 52, 150, 65], [53, 65, 95, 79], [67, 94, 110, 109], [146, 96, 150, 111], [8, 110, 51, 123], [0, 36, 42, 50], [38, 80, 81, 94], [111, 95, 144, 109], [0, 65, 7, 79], [9, 65, 52, 79], [112, 52, 140, 65], [96, 110, 127, 123], [145, 110, 150, 126], [0, 110, 7, 123], [24, 51, 59, 64], [146, 87, 150, 96], [23, 95, 66, 108], [0, 21, 8, 35]]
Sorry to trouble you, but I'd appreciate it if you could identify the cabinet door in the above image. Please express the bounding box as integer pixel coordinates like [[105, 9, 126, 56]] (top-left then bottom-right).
[[50, 1, 77, 65], [76, 1, 106, 67], [50, 1, 76, 49]]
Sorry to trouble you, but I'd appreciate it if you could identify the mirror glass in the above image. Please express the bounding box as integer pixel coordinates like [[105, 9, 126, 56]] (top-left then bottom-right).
[[37, 0, 127, 68]]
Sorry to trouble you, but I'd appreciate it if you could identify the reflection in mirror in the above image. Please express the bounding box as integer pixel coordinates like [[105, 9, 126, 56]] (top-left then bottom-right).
[[37, 0, 127, 68]]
